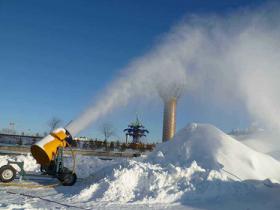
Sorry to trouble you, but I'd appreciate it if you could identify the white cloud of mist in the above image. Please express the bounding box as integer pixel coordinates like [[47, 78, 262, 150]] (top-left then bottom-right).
[[67, 2, 280, 150]]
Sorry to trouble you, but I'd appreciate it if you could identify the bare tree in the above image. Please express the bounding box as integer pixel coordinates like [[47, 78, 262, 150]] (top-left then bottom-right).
[[100, 123, 115, 141], [48, 117, 62, 132]]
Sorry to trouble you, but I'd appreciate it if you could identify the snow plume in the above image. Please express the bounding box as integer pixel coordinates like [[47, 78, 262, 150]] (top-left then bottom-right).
[[67, 3, 280, 137]]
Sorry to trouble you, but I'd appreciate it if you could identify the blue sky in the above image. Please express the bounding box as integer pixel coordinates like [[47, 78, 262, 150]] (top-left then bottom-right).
[[0, 0, 264, 141]]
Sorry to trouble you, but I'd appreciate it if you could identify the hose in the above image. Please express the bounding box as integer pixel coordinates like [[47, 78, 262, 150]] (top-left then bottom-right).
[[221, 168, 243, 181], [65, 141, 76, 174], [49, 131, 76, 174]]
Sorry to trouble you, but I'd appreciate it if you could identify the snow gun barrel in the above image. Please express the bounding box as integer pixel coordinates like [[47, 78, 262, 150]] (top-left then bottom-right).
[[31, 128, 72, 166]]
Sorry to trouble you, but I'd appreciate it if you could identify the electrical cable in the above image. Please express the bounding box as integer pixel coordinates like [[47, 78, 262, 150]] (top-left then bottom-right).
[[3, 190, 90, 210], [221, 168, 243, 181], [0, 182, 59, 188]]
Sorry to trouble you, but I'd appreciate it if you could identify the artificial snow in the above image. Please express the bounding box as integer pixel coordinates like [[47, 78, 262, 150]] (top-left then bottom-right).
[[149, 123, 280, 180], [68, 123, 280, 205], [1, 123, 280, 209]]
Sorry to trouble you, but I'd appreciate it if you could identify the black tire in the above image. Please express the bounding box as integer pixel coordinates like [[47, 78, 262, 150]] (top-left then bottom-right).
[[0, 165, 16, 183], [59, 172, 77, 186]]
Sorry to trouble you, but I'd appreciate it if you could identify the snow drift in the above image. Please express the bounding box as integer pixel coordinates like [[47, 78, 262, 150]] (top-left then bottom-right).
[[69, 123, 280, 204], [150, 123, 280, 181]]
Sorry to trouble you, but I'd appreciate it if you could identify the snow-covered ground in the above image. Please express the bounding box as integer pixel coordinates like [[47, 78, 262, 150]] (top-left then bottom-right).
[[1, 123, 280, 210]]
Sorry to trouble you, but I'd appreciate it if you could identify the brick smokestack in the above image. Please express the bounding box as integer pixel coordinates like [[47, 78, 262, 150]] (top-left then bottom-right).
[[162, 97, 177, 142]]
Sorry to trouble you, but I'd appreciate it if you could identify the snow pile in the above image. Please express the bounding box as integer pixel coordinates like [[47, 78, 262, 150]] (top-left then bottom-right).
[[150, 123, 280, 181], [72, 159, 251, 204], [73, 160, 205, 203], [70, 123, 280, 204]]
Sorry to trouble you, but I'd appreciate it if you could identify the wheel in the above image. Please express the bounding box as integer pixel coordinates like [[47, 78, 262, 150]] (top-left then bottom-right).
[[0, 165, 16, 183], [58, 172, 77, 186], [57, 167, 77, 186]]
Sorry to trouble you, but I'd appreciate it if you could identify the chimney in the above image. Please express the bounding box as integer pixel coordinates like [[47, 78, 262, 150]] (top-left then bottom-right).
[[162, 97, 177, 142]]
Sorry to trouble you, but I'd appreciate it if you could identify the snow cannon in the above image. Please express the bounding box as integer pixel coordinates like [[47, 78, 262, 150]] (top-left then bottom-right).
[[30, 128, 77, 186], [31, 128, 71, 166], [0, 128, 76, 186]]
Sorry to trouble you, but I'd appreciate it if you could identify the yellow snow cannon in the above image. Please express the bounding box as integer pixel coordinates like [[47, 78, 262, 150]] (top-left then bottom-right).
[[30, 128, 77, 186], [31, 128, 70, 166]]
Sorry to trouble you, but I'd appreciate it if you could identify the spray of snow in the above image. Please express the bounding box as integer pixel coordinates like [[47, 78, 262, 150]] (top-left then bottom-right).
[[67, 4, 280, 158]]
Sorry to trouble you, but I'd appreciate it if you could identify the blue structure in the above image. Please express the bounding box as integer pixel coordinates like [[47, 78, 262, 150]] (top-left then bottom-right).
[[124, 117, 149, 143]]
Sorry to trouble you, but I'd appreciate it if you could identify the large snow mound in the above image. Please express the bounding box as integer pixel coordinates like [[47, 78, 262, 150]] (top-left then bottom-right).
[[149, 123, 280, 181], [68, 123, 280, 204]]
